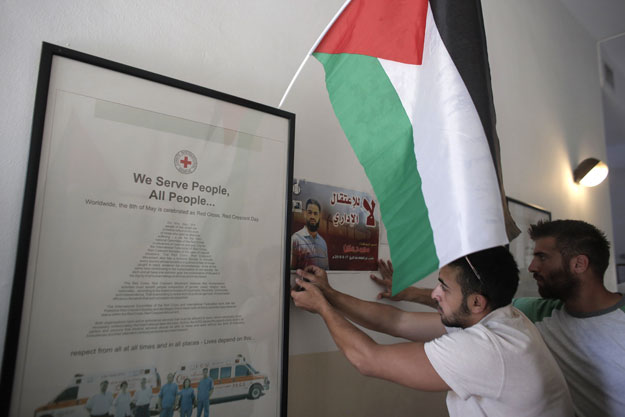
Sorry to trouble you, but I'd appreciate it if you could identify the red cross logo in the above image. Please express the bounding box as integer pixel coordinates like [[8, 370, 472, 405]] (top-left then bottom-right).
[[174, 150, 197, 174], [180, 156, 193, 168]]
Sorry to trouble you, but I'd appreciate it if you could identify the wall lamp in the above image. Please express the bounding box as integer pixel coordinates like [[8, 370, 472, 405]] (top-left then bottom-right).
[[573, 158, 609, 187]]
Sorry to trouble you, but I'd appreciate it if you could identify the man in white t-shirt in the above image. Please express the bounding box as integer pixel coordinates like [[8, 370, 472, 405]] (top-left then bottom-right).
[[132, 377, 153, 417], [292, 246, 573, 416], [372, 220, 625, 417], [86, 380, 113, 417]]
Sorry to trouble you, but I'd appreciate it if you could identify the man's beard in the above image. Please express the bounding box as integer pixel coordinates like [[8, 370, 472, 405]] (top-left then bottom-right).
[[306, 219, 320, 232], [535, 264, 579, 300], [437, 299, 471, 328]]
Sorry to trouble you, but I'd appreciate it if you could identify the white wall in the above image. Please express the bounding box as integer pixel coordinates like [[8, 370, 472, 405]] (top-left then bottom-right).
[[0, 0, 615, 415], [603, 82, 625, 289], [0, 0, 347, 372], [482, 0, 616, 291]]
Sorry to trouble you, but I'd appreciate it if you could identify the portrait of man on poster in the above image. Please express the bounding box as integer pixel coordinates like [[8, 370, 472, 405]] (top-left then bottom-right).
[[291, 198, 329, 270]]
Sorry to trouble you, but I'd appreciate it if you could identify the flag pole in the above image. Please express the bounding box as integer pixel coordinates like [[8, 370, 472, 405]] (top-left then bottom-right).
[[278, 0, 352, 109]]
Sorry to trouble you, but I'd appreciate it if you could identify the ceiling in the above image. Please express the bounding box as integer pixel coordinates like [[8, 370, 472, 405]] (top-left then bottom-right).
[[560, 0, 625, 40], [559, 0, 625, 167]]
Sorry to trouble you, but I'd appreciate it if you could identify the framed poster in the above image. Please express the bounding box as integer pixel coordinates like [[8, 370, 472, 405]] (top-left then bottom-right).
[[1, 43, 293, 417], [506, 197, 551, 298]]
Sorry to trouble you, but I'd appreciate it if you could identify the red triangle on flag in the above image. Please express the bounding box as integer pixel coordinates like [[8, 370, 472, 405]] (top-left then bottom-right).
[[315, 0, 428, 65]]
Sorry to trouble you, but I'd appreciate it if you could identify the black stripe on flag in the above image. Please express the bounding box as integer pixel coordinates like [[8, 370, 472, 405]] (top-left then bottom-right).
[[429, 0, 520, 241]]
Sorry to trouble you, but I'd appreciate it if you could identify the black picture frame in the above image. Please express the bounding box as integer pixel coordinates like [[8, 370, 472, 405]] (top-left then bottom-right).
[[1, 42, 293, 417], [506, 197, 552, 298]]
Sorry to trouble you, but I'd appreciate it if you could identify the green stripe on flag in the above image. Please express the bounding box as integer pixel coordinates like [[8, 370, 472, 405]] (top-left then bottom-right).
[[314, 52, 439, 293]]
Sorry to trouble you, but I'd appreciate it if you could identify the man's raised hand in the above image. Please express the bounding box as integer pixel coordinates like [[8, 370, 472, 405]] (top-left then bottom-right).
[[370, 259, 407, 301], [291, 277, 329, 314], [296, 265, 331, 293]]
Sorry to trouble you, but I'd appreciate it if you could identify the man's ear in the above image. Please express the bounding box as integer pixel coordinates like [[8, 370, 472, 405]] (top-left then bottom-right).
[[569, 254, 589, 275], [468, 294, 488, 314]]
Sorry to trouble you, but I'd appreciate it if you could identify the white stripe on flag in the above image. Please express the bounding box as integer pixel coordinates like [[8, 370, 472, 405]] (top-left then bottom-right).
[[379, 4, 508, 267]]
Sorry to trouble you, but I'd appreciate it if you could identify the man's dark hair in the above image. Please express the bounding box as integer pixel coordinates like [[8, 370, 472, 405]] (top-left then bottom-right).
[[305, 198, 321, 212], [529, 219, 610, 277], [449, 246, 519, 310]]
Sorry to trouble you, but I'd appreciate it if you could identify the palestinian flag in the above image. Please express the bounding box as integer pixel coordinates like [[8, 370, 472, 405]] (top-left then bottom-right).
[[314, 0, 519, 294]]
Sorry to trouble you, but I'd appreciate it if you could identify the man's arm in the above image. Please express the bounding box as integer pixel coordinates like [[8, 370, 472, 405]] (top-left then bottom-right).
[[370, 259, 437, 309], [291, 278, 449, 391], [295, 266, 445, 343]]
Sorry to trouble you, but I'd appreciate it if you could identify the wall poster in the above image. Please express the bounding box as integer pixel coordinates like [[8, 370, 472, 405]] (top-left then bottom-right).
[[506, 197, 551, 298], [1, 43, 293, 417], [290, 179, 379, 271]]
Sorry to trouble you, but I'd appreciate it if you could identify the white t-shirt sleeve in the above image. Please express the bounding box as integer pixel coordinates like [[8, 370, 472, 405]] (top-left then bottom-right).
[[424, 325, 504, 400]]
